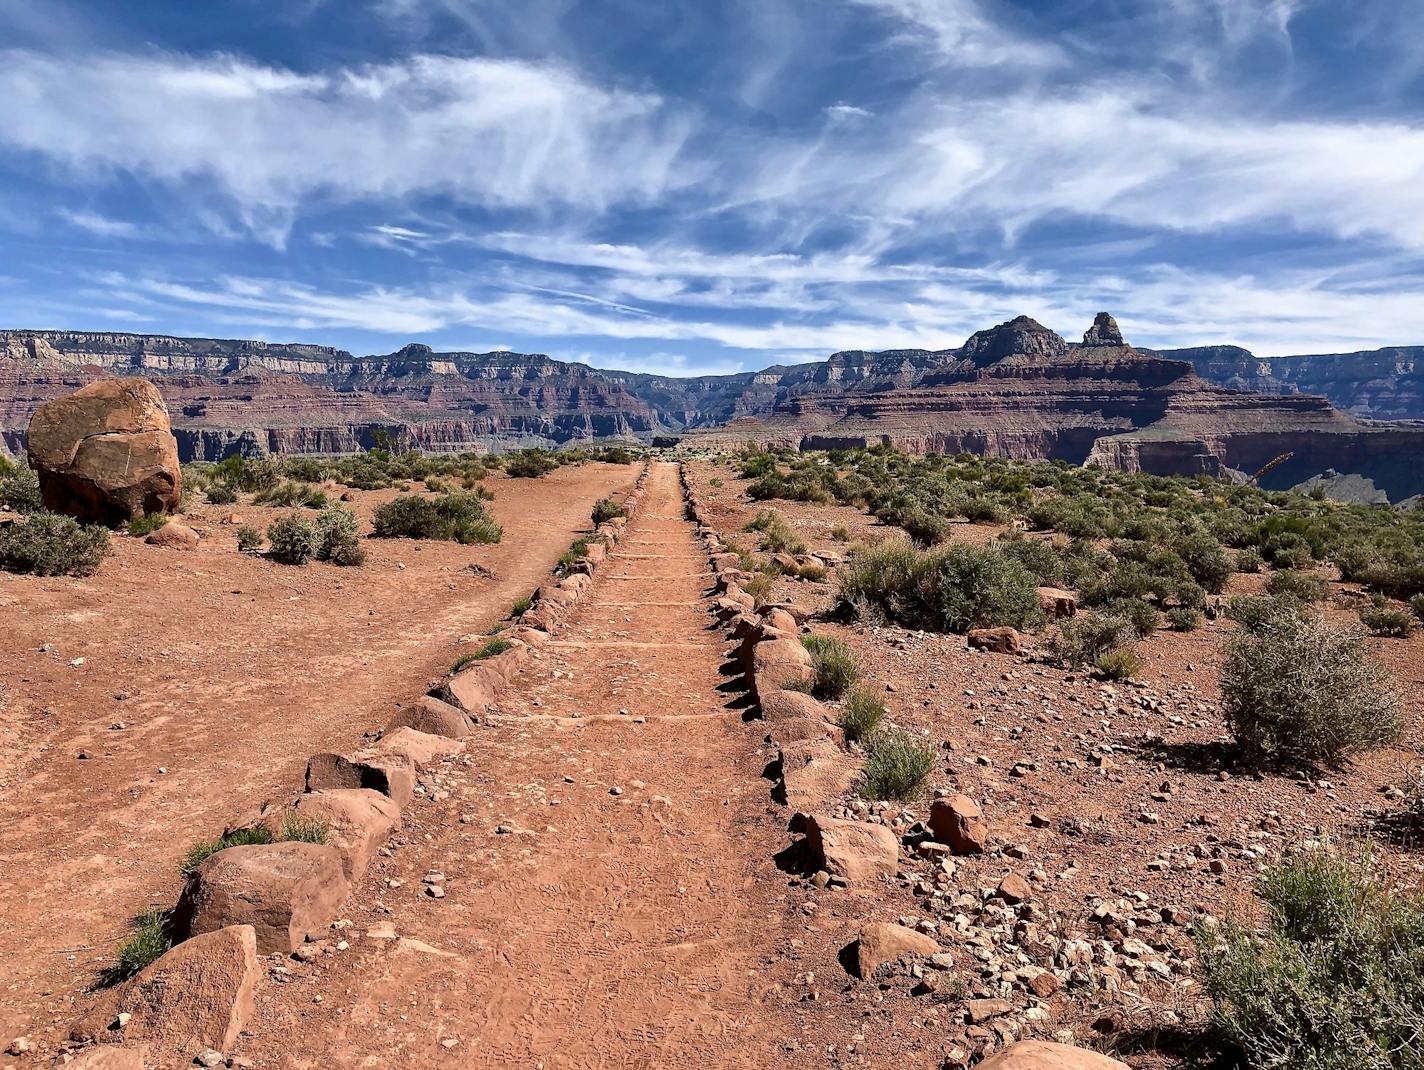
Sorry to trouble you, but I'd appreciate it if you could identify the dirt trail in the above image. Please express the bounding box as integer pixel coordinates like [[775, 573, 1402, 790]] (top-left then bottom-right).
[[238, 462, 805, 1069], [0, 464, 635, 1044]]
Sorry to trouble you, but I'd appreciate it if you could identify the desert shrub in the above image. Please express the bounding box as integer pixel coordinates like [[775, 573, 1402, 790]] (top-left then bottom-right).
[[1103, 597, 1163, 637], [266, 513, 320, 565], [840, 540, 1043, 634], [800, 634, 861, 700], [371, 493, 501, 544], [126, 514, 169, 536], [746, 509, 807, 555], [0, 513, 109, 576], [1166, 606, 1203, 631], [504, 449, 559, 478], [1052, 612, 1136, 669], [794, 562, 828, 582], [1411, 593, 1424, 622], [472, 637, 512, 661], [555, 538, 593, 575], [101, 908, 173, 986], [1195, 846, 1424, 1070], [0, 461, 44, 513], [510, 594, 532, 617], [839, 687, 885, 742], [1267, 569, 1331, 604], [179, 825, 274, 875], [743, 572, 775, 609], [995, 534, 1065, 586], [1235, 547, 1265, 573], [1095, 647, 1143, 680], [1221, 611, 1402, 765], [830, 525, 851, 542], [1360, 603, 1415, 638], [859, 727, 934, 800], [1226, 594, 1296, 633], [592, 497, 626, 525], [254, 480, 327, 509], [205, 482, 238, 505], [235, 525, 263, 553], [280, 813, 329, 844], [896, 506, 948, 546], [1177, 531, 1234, 593], [312, 505, 365, 565]]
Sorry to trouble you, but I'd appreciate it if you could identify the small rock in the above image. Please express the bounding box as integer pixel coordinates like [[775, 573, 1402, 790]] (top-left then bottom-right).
[[194, 1048, 224, 1068]]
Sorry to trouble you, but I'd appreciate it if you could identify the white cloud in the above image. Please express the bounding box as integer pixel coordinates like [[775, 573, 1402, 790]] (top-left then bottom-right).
[[57, 208, 138, 238], [848, 0, 1062, 68], [0, 50, 692, 244]]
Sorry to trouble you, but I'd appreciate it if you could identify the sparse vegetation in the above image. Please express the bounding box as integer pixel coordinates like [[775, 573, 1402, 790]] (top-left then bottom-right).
[[371, 492, 501, 544], [1195, 846, 1424, 1070], [592, 497, 626, 525], [235, 525, 263, 553], [1266, 569, 1331, 604], [265, 512, 320, 564], [1360, 602, 1416, 638], [1166, 606, 1203, 631], [280, 813, 329, 844], [798, 633, 861, 700], [0, 460, 44, 513], [859, 727, 934, 800], [254, 480, 328, 510], [1221, 609, 1402, 765], [1051, 611, 1136, 669], [0, 512, 109, 576], [510, 594, 533, 617], [101, 908, 173, 986], [126, 514, 169, 537], [745, 509, 807, 555], [504, 449, 560, 479], [179, 825, 274, 875], [838, 539, 1043, 634], [838, 686, 885, 742], [1094, 646, 1143, 680]]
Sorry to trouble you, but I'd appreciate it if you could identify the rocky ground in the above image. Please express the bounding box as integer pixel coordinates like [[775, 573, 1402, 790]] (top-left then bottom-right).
[[0, 462, 637, 1048], [683, 456, 1424, 1067]]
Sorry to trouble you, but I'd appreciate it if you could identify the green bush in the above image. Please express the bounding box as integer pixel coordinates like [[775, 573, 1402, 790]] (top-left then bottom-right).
[[266, 513, 320, 565], [743, 572, 775, 609], [1166, 606, 1203, 631], [1267, 569, 1331, 604], [859, 727, 934, 800], [1360, 603, 1415, 638], [126, 514, 169, 536], [504, 449, 559, 479], [591, 497, 626, 525], [800, 634, 861, 700], [1195, 846, 1424, 1070], [312, 505, 365, 565], [1411, 593, 1424, 622], [838, 540, 1043, 634], [1176, 531, 1234, 593], [746, 509, 807, 555], [1095, 647, 1143, 680], [838, 687, 885, 742], [235, 525, 263, 553], [0, 513, 109, 576], [1221, 610, 1401, 765], [0, 462, 44, 513], [1051, 612, 1135, 670], [371, 493, 501, 544], [279, 813, 328, 844], [205, 482, 238, 505], [1235, 547, 1265, 573], [101, 908, 172, 986], [510, 594, 532, 617], [254, 480, 327, 509], [1103, 596, 1163, 637]]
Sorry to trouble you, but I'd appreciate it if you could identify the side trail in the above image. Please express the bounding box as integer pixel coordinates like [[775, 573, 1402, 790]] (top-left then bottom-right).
[[238, 461, 805, 1068]]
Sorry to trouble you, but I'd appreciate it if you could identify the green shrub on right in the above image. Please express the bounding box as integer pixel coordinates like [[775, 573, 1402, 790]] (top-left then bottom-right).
[[1195, 846, 1424, 1070]]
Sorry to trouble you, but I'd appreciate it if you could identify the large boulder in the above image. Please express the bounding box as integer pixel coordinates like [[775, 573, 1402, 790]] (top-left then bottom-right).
[[803, 814, 899, 884], [268, 789, 399, 882], [751, 637, 814, 699], [374, 726, 464, 770], [929, 794, 989, 854], [978, 1041, 1129, 1070], [26, 378, 181, 524], [386, 695, 474, 738], [1037, 587, 1079, 620], [175, 843, 348, 954], [305, 751, 414, 808], [853, 922, 941, 979], [73, 925, 258, 1059], [967, 627, 1023, 655]]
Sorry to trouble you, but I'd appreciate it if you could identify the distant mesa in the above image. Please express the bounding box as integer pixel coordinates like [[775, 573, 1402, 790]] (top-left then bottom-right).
[[2, 316, 1423, 501]]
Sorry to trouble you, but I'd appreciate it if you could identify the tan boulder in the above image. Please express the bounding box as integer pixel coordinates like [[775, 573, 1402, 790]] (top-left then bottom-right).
[[386, 695, 473, 738], [777, 739, 858, 813], [441, 663, 499, 712], [751, 637, 814, 698], [176, 843, 348, 955], [803, 814, 898, 884], [997, 871, 1032, 904], [375, 726, 464, 770], [144, 521, 199, 550], [929, 794, 989, 854], [1037, 587, 1078, 620], [278, 789, 399, 882], [977, 1041, 1129, 1070], [26, 378, 181, 524], [304, 751, 414, 808], [967, 626, 1023, 654], [761, 607, 799, 634], [75, 925, 258, 1058], [759, 688, 832, 724], [853, 922, 940, 979], [63, 1047, 147, 1070]]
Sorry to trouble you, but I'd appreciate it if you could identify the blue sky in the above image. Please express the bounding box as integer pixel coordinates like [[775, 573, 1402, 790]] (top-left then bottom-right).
[[2, 0, 1423, 375]]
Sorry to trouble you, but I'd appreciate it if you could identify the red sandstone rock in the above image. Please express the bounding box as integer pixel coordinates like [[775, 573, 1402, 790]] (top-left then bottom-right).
[[853, 922, 940, 979], [803, 814, 898, 884], [929, 794, 989, 854]]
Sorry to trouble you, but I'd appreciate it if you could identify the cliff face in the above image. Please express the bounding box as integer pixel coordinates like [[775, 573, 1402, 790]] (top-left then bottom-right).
[[1158, 343, 1424, 421], [3, 321, 1423, 500]]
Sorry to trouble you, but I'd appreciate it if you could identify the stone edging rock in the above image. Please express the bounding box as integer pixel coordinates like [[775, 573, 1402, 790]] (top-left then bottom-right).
[[66, 462, 653, 1067]]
